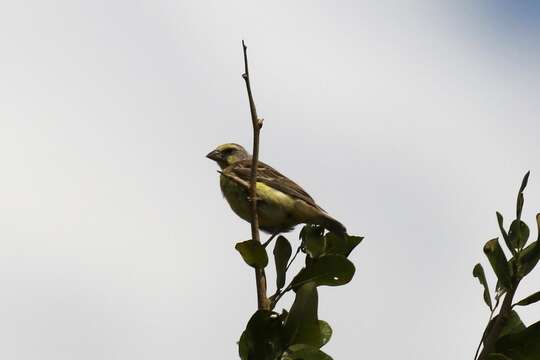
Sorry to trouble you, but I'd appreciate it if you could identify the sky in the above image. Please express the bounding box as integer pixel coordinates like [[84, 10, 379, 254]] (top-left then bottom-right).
[[1, 1, 540, 359]]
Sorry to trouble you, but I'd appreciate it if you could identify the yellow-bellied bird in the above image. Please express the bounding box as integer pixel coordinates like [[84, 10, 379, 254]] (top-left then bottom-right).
[[207, 143, 346, 236]]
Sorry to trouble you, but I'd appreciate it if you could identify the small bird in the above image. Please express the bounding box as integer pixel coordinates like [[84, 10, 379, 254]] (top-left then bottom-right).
[[206, 143, 346, 237]]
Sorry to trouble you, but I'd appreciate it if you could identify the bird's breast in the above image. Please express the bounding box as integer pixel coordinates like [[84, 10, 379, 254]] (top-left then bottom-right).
[[219, 175, 297, 232], [220, 175, 251, 221]]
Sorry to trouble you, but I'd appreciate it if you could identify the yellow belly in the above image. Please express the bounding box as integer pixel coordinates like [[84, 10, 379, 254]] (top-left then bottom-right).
[[219, 175, 300, 233]]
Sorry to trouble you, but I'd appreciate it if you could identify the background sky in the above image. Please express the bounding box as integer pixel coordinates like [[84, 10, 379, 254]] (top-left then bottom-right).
[[1, 1, 540, 359]]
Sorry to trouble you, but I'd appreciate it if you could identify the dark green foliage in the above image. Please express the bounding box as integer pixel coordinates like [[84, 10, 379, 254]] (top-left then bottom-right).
[[274, 236, 292, 290], [514, 291, 540, 307], [283, 282, 319, 346], [324, 232, 363, 257], [301, 225, 326, 259], [473, 172, 540, 360], [235, 240, 269, 268], [508, 220, 530, 250], [497, 212, 515, 256], [237, 226, 362, 359], [495, 320, 540, 360], [517, 172, 529, 217], [344, 235, 363, 256], [505, 240, 540, 281], [282, 283, 332, 349], [292, 320, 332, 349], [290, 255, 355, 288], [238, 310, 285, 360], [473, 263, 493, 310], [498, 311, 526, 338], [482, 311, 525, 348], [512, 240, 540, 279], [483, 238, 511, 290]]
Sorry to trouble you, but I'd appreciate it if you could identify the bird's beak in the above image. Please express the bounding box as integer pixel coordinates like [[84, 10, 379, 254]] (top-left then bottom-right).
[[206, 149, 221, 161]]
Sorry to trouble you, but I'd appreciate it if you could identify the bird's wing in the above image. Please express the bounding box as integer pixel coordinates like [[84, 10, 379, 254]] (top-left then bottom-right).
[[226, 159, 324, 211]]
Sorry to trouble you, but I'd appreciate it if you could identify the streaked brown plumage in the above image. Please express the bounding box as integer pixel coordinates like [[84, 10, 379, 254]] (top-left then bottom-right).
[[207, 143, 346, 235]]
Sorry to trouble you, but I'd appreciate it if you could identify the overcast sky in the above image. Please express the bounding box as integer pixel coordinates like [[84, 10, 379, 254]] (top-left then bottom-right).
[[1, 1, 540, 359]]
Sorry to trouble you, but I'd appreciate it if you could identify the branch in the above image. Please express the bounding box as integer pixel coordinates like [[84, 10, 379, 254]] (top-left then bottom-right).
[[242, 40, 269, 310], [218, 170, 250, 188]]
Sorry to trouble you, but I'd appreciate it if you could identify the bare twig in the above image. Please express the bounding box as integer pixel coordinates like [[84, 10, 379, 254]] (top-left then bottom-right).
[[218, 170, 250, 188], [242, 40, 269, 310]]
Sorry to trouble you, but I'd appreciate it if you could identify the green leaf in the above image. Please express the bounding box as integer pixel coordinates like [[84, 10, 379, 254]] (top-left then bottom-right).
[[519, 171, 530, 194], [238, 330, 249, 360], [235, 240, 268, 268], [324, 232, 348, 256], [290, 255, 356, 289], [495, 320, 540, 360], [302, 226, 326, 259], [514, 214, 540, 278], [238, 310, 285, 360], [483, 311, 525, 357], [300, 225, 324, 241], [345, 235, 364, 256], [292, 320, 332, 349], [484, 238, 512, 290], [282, 344, 333, 360], [516, 171, 530, 220], [511, 239, 540, 279], [473, 263, 493, 310], [508, 220, 530, 250], [283, 282, 318, 346], [498, 212, 515, 255], [517, 193, 524, 220], [499, 311, 526, 339], [318, 321, 332, 348], [515, 291, 540, 307], [274, 236, 293, 290], [324, 233, 363, 257]]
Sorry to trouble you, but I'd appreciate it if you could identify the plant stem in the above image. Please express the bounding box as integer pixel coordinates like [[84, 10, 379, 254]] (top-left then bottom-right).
[[242, 40, 269, 310], [286, 245, 302, 272]]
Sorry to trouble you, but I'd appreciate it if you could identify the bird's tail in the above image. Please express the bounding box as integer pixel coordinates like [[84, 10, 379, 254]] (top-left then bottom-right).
[[316, 213, 347, 236]]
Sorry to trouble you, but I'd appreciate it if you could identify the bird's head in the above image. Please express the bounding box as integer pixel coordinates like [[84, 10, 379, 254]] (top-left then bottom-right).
[[206, 143, 249, 169]]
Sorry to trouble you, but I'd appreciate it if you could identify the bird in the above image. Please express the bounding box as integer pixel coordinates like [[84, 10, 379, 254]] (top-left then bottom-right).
[[206, 143, 346, 238]]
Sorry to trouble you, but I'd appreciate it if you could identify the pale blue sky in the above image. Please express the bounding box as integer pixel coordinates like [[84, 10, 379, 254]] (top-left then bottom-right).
[[1, 1, 539, 359]]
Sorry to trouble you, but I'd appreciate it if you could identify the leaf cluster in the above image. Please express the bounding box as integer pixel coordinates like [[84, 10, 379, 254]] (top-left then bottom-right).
[[235, 226, 363, 360], [473, 172, 540, 360]]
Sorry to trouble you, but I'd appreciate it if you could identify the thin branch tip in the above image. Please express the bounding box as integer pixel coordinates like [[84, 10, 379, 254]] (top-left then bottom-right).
[[240, 39, 269, 310]]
